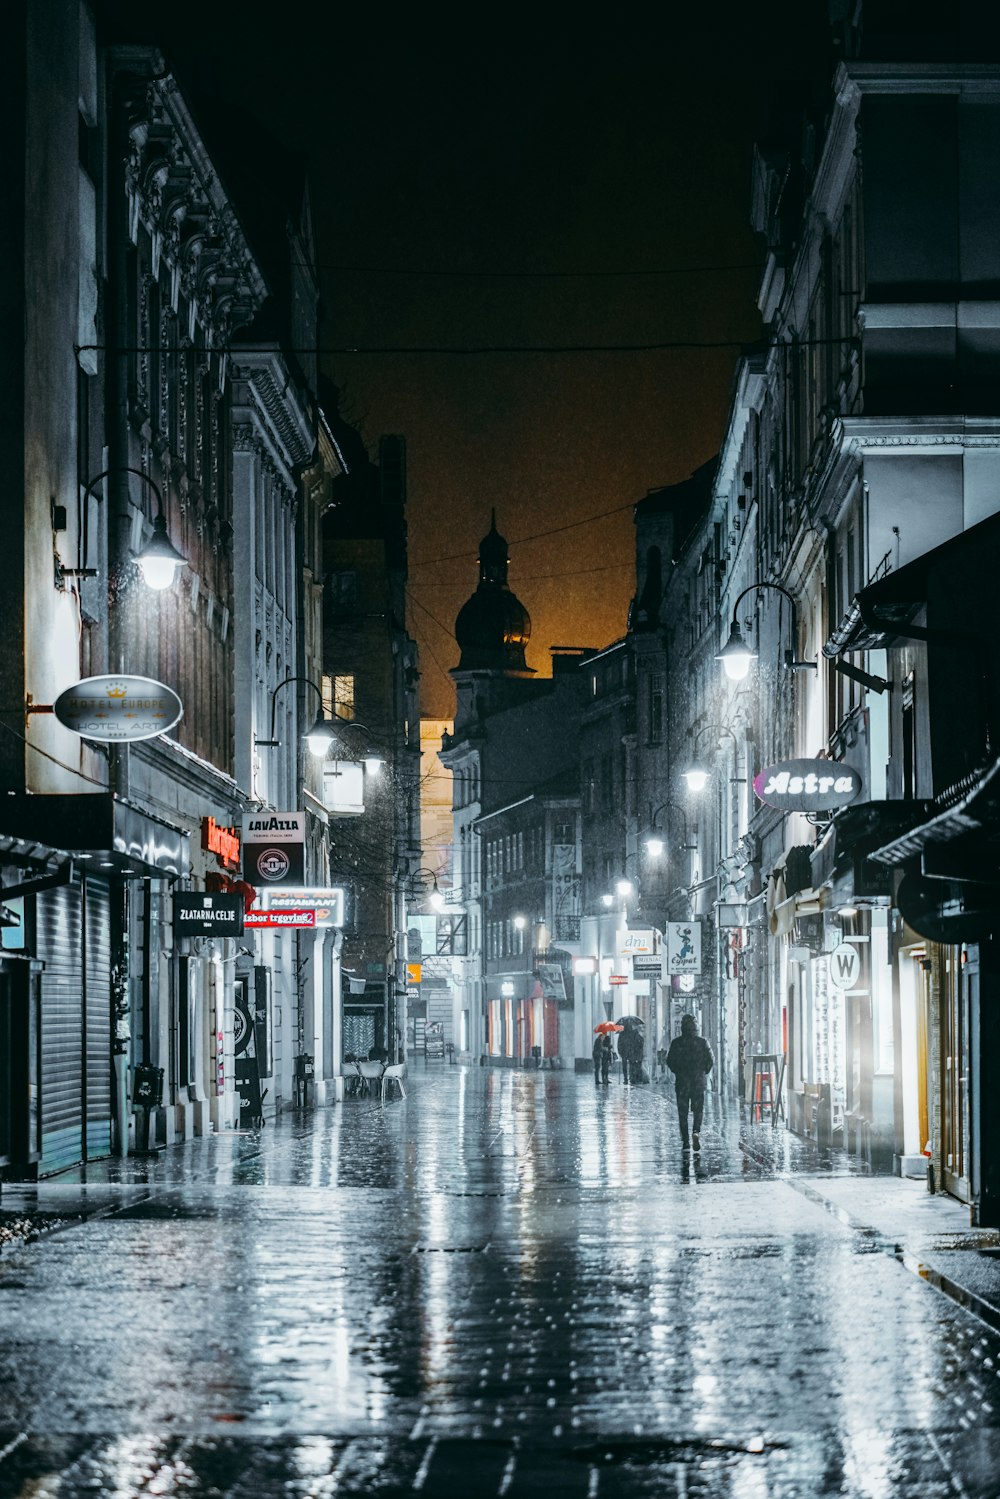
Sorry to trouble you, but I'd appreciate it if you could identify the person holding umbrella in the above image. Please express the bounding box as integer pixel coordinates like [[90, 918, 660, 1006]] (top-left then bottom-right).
[[592, 1022, 621, 1086], [617, 1015, 646, 1085]]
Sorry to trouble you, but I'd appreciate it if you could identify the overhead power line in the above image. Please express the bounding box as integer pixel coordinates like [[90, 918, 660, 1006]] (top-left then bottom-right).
[[79, 333, 857, 357], [410, 498, 639, 568], [304, 258, 763, 281]]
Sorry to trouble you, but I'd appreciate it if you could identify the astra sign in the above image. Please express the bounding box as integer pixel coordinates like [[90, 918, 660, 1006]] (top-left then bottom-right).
[[753, 758, 863, 813]]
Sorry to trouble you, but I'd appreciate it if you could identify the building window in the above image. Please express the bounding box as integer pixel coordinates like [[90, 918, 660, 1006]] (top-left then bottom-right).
[[582, 759, 595, 814], [601, 754, 614, 805], [325, 569, 358, 610], [648, 676, 663, 744], [323, 673, 355, 721]]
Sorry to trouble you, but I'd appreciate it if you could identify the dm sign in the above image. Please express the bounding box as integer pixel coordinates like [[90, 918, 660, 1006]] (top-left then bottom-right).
[[54, 675, 183, 743], [753, 758, 863, 813]]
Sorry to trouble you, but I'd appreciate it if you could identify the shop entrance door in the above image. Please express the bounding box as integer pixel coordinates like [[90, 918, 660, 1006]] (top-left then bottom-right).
[[942, 949, 970, 1202], [0, 963, 42, 1178]]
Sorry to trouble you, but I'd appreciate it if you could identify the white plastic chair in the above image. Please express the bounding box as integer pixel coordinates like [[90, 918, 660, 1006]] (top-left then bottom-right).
[[380, 1062, 406, 1103], [357, 1060, 385, 1097], [340, 1061, 362, 1097]]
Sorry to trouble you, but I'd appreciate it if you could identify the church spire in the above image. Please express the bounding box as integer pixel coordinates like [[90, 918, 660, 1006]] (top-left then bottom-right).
[[453, 512, 532, 675], [478, 509, 509, 586]]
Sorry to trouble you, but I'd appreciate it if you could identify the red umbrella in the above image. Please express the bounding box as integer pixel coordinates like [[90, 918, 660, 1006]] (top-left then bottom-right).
[[594, 1021, 624, 1034]]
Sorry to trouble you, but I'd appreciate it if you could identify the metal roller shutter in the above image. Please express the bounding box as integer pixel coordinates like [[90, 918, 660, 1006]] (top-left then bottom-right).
[[84, 877, 112, 1159], [37, 882, 83, 1174]]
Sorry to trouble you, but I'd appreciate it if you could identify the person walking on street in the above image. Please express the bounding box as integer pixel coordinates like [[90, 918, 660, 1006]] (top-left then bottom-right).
[[666, 1013, 714, 1149], [617, 1018, 645, 1085], [593, 1032, 613, 1085]]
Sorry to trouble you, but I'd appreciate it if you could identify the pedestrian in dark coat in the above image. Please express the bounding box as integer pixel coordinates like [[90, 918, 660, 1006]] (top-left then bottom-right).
[[666, 1014, 714, 1149], [617, 1018, 645, 1085], [592, 1033, 613, 1085]]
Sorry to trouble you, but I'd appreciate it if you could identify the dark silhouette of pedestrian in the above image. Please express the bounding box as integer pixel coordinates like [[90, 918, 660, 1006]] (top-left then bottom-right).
[[617, 1018, 645, 1085], [666, 1014, 714, 1149], [593, 1032, 613, 1085]]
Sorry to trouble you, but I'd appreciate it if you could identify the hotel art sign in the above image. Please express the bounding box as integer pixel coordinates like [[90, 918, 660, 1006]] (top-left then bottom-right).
[[54, 675, 183, 743]]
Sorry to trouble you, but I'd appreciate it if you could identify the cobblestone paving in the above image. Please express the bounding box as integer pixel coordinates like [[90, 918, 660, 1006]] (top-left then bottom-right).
[[2, 1066, 1000, 1495]]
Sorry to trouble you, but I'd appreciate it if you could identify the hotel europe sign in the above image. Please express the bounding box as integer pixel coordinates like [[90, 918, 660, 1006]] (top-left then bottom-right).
[[54, 675, 183, 743]]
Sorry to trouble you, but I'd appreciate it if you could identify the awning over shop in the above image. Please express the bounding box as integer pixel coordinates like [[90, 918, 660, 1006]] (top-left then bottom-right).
[[869, 755, 1000, 879], [823, 509, 1000, 659], [0, 794, 189, 878], [810, 799, 933, 895]]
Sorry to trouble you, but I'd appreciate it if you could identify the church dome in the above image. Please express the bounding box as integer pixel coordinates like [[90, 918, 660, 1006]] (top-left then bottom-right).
[[454, 512, 532, 673]]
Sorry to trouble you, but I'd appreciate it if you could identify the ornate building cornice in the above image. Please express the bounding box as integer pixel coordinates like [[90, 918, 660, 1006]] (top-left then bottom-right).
[[115, 52, 268, 350]]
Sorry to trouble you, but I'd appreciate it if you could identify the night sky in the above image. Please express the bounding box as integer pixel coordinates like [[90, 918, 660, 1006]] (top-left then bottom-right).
[[100, 2, 835, 716]]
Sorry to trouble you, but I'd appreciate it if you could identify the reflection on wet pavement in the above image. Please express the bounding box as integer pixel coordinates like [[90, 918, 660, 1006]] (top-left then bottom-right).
[[1, 1064, 999, 1496]]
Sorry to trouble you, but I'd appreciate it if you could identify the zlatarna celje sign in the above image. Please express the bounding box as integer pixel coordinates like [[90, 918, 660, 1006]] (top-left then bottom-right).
[[54, 675, 183, 743], [753, 758, 863, 813]]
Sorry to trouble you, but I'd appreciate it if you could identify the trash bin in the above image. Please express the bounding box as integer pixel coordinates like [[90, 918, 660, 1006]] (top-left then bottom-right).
[[132, 1063, 163, 1109], [294, 1053, 314, 1107], [531, 1044, 542, 1069]]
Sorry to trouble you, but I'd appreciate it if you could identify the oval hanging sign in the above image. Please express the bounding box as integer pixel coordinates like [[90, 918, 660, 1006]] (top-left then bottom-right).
[[753, 757, 863, 813], [53, 675, 183, 743]]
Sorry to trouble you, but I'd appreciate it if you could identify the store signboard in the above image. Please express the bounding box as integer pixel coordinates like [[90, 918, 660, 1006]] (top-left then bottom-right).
[[753, 758, 862, 813], [54, 674, 183, 743], [264, 887, 345, 928], [202, 817, 240, 869], [609, 974, 629, 986], [828, 941, 862, 991], [619, 928, 657, 956], [173, 892, 244, 938], [244, 908, 316, 929], [241, 811, 305, 886], [667, 921, 702, 975]]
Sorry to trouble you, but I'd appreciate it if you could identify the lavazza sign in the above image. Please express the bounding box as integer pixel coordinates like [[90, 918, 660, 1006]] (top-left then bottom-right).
[[241, 811, 305, 886], [753, 758, 863, 814]]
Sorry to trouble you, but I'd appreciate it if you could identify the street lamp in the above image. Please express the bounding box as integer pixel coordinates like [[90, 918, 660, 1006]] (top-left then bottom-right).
[[323, 711, 385, 774], [255, 675, 336, 758], [645, 801, 697, 857], [68, 466, 187, 591], [716, 582, 817, 681], [411, 868, 445, 910], [680, 723, 741, 792]]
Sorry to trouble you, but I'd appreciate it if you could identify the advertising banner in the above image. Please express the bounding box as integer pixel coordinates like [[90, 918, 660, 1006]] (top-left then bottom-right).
[[241, 811, 305, 886], [667, 921, 702, 975]]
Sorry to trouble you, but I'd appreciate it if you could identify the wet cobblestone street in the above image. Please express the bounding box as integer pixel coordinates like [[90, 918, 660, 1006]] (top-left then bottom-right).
[[3, 1064, 1000, 1496]]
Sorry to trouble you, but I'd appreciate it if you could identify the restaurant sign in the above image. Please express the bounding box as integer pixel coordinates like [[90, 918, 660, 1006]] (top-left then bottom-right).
[[753, 758, 863, 813], [54, 675, 183, 743], [264, 887, 346, 928]]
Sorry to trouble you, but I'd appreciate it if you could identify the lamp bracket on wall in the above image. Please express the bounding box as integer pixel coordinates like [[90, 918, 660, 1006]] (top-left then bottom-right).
[[834, 659, 890, 695]]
